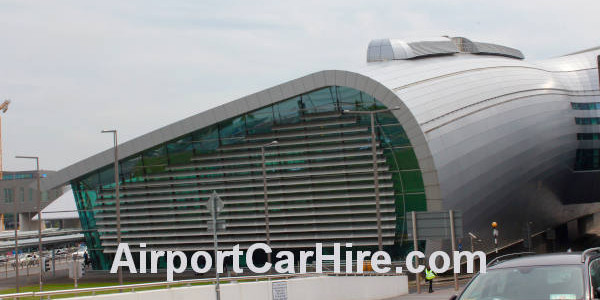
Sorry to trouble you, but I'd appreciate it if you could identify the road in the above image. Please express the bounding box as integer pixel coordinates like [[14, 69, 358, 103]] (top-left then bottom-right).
[[384, 277, 468, 300], [0, 260, 73, 290]]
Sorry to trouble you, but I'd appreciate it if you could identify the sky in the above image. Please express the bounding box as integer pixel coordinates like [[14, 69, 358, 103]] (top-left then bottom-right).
[[0, 0, 599, 171]]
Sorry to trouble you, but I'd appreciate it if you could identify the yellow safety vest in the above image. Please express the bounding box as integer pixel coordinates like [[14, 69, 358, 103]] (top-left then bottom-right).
[[425, 269, 436, 280]]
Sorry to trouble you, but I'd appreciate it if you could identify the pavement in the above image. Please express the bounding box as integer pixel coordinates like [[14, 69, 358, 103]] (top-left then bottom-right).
[[385, 287, 459, 300], [383, 277, 467, 300]]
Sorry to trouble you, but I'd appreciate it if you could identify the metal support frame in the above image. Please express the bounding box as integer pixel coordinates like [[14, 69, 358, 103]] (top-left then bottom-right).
[[14, 196, 19, 293], [15, 156, 42, 292], [411, 211, 420, 294], [260, 140, 278, 264], [343, 107, 400, 251], [210, 194, 221, 300], [449, 210, 458, 291], [102, 130, 122, 285]]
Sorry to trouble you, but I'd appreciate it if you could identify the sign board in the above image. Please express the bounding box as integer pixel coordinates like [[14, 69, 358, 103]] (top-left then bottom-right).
[[207, 191, 224, 217], [406, 210, 463, 239], [272, 281, 288, 300]]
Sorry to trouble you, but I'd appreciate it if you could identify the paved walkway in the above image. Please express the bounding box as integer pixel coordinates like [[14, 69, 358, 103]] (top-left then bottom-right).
[[385, 287, 460, 300], [383, 278, 467, 300]]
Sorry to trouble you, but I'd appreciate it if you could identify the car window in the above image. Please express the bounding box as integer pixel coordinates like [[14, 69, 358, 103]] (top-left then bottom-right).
[[460, 265, 585, 300]]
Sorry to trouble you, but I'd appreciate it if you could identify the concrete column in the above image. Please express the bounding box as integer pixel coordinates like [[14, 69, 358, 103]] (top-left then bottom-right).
[[18, 213, 45, 231]]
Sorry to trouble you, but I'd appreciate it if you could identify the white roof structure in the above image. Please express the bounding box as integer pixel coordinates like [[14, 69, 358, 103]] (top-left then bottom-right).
[[32, 190, 78, 221]]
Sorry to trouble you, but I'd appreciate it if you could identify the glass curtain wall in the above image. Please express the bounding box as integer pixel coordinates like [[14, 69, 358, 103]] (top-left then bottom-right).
[[72, 86, 426, 269]]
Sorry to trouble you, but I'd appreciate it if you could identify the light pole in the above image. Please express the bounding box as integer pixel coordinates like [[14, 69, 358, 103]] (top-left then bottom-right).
[[15, 155, 42, 291], [260, 140, 278, 264], [492, 222, 499, 254], [342, 106, 400, 251], [468, 232, 478, 252], [13, 189, 19, 293], [101, 129, 122, 285]]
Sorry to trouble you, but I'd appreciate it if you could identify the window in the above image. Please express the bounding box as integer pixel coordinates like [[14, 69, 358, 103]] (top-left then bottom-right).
[[577, 133, 600, 140], [572, 103, 600, 110], [19, 187, 24, 202], [3, 188, 13, 203], [575, 149, 600, 170], [28, 189, 33, 201], [575, 118, 600, 125]]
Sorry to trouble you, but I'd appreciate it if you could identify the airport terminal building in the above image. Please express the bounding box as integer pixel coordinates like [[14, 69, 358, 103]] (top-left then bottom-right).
[[42, 36, 600, 270]]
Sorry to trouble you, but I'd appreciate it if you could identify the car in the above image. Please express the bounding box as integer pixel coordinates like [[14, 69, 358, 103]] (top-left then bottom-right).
[[451, 248, 600, 300]]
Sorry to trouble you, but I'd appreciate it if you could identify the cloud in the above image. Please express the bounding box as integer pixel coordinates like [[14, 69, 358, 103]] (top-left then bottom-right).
[[0, 0, 598, 171]]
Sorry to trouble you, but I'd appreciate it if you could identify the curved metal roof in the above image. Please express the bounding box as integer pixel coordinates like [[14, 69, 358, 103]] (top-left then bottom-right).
[[367, 36, 524, 62], [42, 41, 600, 251], [451, 36, 525, 59], [367, 37, 459, 61]]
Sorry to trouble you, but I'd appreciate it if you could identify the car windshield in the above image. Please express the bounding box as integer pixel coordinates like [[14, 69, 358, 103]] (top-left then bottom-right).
[[459, 265, 585, 300]]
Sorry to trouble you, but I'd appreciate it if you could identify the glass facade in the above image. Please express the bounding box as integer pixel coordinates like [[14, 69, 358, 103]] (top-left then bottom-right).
[[572, 102, 600, 110], [575, 149, 600, 170], [575, 117, 600, 125], [71, 86, 426, 269], [3, 188, 13, 203], [577, 133, 600, 140]]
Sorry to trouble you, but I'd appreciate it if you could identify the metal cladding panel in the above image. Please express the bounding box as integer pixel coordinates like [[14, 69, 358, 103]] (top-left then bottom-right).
[[472, 42, 524, 59], [365, 49, 600, 251], [45, 38, 600, 254], [367, 37, 458, 61], [407, 40, 459, 57], [450, 37, 524, 59]]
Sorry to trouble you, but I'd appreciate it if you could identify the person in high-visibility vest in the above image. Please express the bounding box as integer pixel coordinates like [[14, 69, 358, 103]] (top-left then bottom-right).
[[424, 265, 437, 293]]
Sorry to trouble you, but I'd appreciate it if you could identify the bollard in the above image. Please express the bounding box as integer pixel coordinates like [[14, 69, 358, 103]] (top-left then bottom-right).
[[73, 256, 78, 288]]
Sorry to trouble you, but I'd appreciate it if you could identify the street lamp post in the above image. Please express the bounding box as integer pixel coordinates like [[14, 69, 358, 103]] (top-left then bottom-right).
[[492, 222, 499, 254], [13, 191, 19, 293], [15, 155, 42, 291], [101, 129, 122, 285], [468, 232, 478, 252], [343, 106, 400, 251], [260, 140, 278, 264]]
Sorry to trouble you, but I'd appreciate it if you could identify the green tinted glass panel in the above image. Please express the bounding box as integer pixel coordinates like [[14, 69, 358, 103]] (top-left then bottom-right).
[[70, 85, 427, 268], [274, 96, 302, 124], [401, 171, 425, 193], [193, 125, 219, 154], [167, 135, 194, 165], [386, 148, 419, 170], [405, 194, 427, 211], [303, 87, 336, 114], [142, 145, 167, 174]]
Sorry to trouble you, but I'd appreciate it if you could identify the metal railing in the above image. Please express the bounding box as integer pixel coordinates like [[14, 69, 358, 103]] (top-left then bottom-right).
[[0, 270, 401, 299]]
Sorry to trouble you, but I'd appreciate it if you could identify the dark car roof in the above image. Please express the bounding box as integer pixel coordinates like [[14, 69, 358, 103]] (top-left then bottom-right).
[[489, 253, 586, 269]]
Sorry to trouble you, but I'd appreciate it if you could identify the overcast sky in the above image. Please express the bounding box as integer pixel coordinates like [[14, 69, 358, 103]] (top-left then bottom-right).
[[0, 0, 599, 171]]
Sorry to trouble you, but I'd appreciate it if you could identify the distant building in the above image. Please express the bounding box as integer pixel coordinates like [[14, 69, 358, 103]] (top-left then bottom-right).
[[0, 170, 65, 231], [32, 188, 81, 229]]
